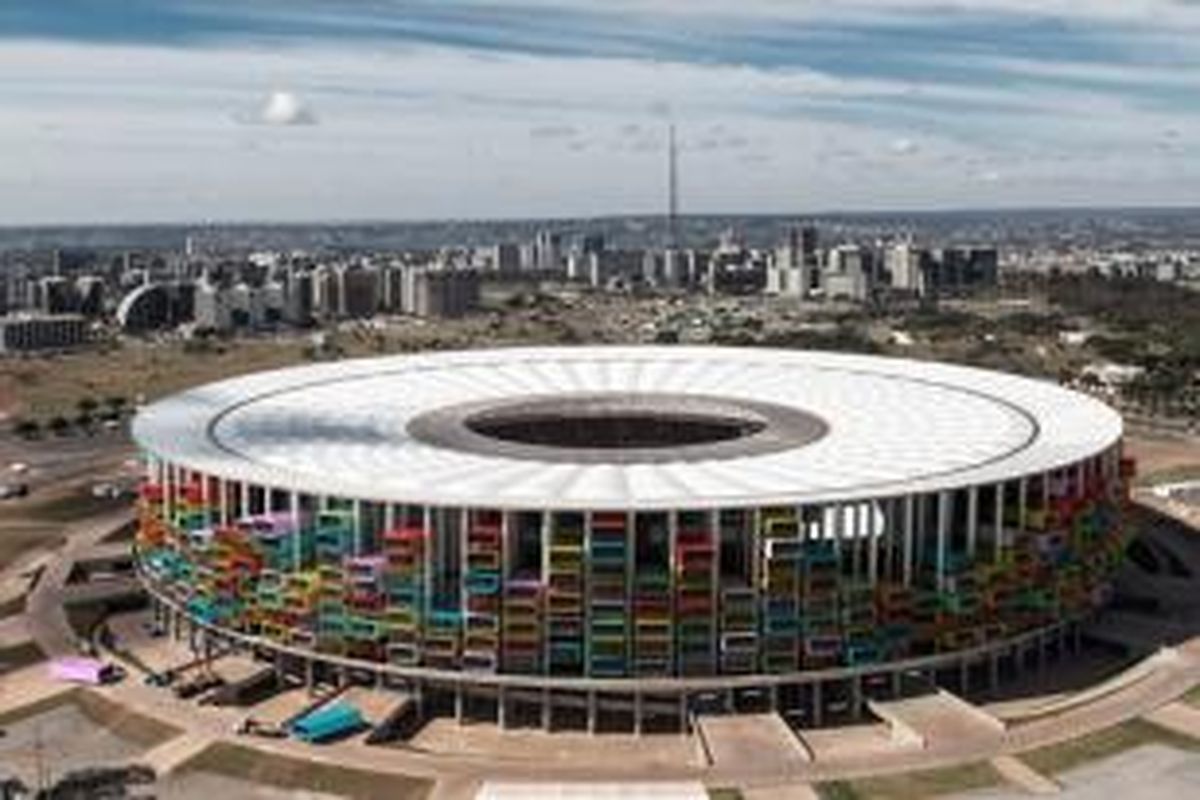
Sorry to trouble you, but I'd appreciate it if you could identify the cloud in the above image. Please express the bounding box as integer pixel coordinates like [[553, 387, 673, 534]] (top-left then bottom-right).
[[4, 30, 1200, 223], [529, 124, 578, 139], [256, 90, 316, 126]]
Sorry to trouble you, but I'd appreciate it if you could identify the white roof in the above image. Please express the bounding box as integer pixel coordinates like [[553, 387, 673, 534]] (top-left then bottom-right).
[[132, 346, 1123, 511]]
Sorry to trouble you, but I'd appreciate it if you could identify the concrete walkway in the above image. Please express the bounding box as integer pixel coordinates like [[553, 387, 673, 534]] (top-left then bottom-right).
[[990, 755, 1060, 795], [870, 690, 1004, 750], [1143, 700, 1200, 739], [697, 713, 811, 773], [140, 731, 218, 776]]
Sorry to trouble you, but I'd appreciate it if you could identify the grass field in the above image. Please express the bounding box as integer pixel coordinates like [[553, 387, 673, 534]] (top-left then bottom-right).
[[816, 762, 1002, 800], [179, 741, 433, 800], [1020, 718, 1200, 777]]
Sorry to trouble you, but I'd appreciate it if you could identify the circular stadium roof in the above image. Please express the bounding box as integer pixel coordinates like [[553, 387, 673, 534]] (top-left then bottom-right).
[[132, 346, 1123, 510]]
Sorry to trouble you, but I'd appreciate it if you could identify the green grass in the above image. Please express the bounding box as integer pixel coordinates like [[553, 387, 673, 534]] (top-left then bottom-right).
[[816, 762, 1002, 800], [1021, 718, 1200, 777], [180, 742, 433, 800], [707, 790, 745, 800], [1183, 683, 1200, 707]]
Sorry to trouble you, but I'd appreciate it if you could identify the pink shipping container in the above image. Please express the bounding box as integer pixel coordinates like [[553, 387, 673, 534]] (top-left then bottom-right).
[[48, 657, 120, 685]]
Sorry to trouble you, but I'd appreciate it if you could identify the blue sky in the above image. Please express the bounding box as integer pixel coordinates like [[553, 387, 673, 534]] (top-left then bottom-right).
[[2, 1, 1200, 224]]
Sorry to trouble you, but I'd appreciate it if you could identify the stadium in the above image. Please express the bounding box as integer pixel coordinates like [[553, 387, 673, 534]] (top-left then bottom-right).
[[131, 346, 1133, 732]]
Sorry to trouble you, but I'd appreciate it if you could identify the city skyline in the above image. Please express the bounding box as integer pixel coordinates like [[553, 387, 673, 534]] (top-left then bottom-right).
[[4, 1, 1200, 224]]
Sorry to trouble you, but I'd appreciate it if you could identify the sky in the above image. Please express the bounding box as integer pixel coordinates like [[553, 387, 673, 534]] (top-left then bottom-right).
[[3, 1, 1200, 224]]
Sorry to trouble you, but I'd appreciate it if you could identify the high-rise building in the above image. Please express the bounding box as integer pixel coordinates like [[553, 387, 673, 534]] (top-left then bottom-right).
[[534, 231, 563, 274], [492, 243, 521, 277], [768, 226, 814, 298], [885, 240, 931, 294], [823, 244, 870, 301], [0, 313, 88, 354]]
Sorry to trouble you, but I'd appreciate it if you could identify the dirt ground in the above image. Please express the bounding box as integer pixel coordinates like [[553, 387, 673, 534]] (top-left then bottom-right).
[[1124, 426, 1200, 484]]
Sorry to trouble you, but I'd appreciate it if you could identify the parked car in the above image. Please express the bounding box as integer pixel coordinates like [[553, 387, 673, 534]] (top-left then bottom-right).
[[0, 484, 29, 500]]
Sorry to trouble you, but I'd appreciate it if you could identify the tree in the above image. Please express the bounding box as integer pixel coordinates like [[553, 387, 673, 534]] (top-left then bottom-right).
[[75, 412, 95, 434], [103, 396, 128, 416], [12, 419, 40, 440], [76, 397, 99, 416], [47, 415, 71, 437]]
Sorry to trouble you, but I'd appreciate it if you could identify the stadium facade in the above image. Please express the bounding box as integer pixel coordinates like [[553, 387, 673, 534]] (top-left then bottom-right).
[[132, 347, 1134, 730]]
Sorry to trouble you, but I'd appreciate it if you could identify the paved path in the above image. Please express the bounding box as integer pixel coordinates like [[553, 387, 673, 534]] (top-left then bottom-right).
[[0, 663, 75, 717], [990, 755, 1060, 795], [871, 690, 1004, 749], [697, 713, 811, 773], [141, 731, 219, 776], [742, 784, 821, 799], [23, 509, 133, 658], [1142, 700, 1200, 739]]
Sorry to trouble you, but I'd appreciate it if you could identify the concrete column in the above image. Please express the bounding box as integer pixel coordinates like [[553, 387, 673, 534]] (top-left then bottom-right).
[[163, 462, 174, 523], [851, 675, 864, 720], [218, 478, 229, 526], [891, 669, 902, 699], [881, 499, 895, 582], [422, 506, 434, 633], [587, 692, 598, 735], [498, 687, 508, 730], [994, 482, 1005, 563], [812, 682, 823, 727], [455, 685, 464, 724], [967, 486, 979, 559], [903, 495, 915, 587], [1018, 477, 1028, 538], [634, 691, 644, 737], [915, 494, 926, 568], [868, 502, 879, 586], [290, 491, 302, 569], [305, 658, 315, 690], [541, 688, 551, 732], [936, 491, 949, 593], [668, 510, 679, 675], [240, 480, 251, 522], [832, 502, 844, 562], [679, 694, 689, 736], [852, 503, 863, 582], [353, 499, 364, 556]]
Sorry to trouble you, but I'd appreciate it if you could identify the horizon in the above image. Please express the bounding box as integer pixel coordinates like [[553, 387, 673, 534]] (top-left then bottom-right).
[[3, 203, 1200, 234]]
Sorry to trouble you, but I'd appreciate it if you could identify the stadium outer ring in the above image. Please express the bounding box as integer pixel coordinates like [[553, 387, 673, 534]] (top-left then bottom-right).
[[131, 346, 1130, 730]]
